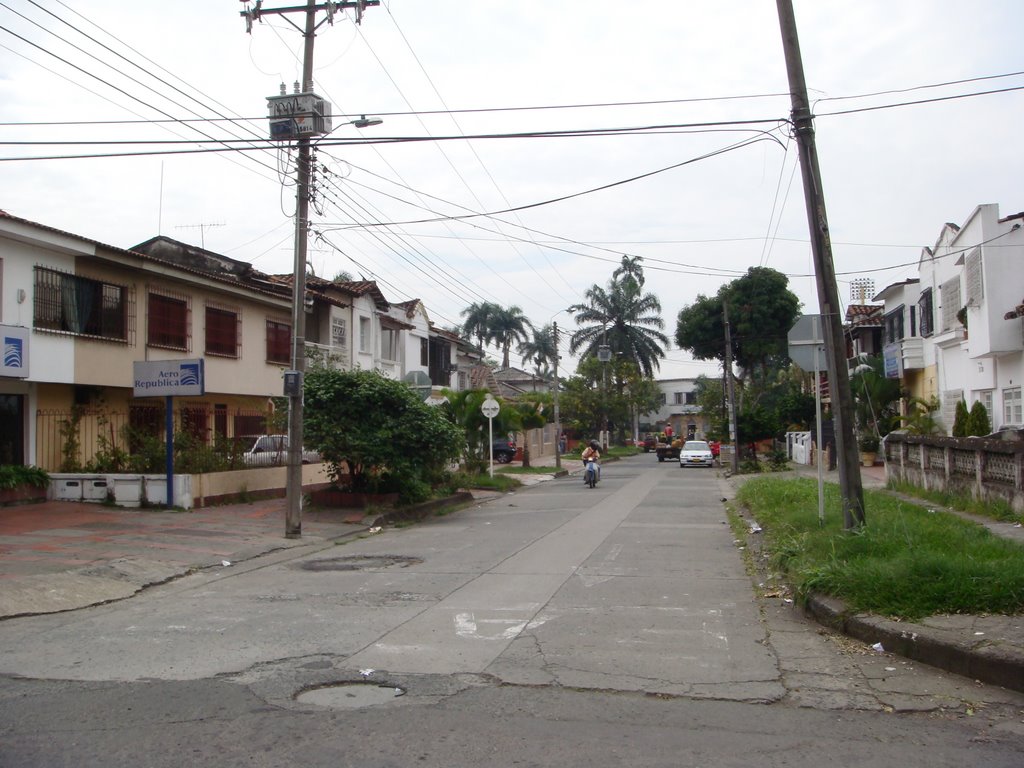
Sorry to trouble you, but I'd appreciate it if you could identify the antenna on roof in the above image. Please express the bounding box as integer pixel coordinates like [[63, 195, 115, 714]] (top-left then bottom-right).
[[174, 222, 225, 250]]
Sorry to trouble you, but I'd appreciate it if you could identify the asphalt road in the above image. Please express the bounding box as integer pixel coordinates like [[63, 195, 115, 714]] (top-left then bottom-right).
[[1, 455, 1022, 767]]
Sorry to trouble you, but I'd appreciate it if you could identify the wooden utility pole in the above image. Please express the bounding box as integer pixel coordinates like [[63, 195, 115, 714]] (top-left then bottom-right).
[[242, 0, 379, 538], [776, 0, 865, 527], [553, 322, 562, 471]]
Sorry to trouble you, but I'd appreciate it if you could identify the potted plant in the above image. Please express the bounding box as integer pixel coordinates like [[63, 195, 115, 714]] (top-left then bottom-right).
[[858, 434, 879, 467], [0, 465, 50, 506]]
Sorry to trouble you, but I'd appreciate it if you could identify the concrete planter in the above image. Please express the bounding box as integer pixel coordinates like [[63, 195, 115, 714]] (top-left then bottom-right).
[[0, 484, 48, 507], [310, 488, 400, 508]]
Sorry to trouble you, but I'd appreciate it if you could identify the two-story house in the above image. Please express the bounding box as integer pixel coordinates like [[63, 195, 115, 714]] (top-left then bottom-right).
[[873, 279, 925, 399], [1, 218, 297, 470], [909, 204, 1024, 431]]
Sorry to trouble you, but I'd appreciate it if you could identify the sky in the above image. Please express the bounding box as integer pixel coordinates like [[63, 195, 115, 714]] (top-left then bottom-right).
[[3, 1, 1023, 379]]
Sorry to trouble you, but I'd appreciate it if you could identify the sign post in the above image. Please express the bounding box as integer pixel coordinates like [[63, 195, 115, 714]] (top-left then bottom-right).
[[481, 395, 500, 478], [133, 359, 205, 508], [788, 315, 827, 526]]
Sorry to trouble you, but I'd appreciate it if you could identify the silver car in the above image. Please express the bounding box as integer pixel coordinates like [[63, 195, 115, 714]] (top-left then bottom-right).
[[241, 435, 320, 466], [679, 440, 714, 468]]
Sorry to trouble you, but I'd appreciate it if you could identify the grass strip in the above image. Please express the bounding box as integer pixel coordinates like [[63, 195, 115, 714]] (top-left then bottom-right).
[[736, 476, 1024, 621]]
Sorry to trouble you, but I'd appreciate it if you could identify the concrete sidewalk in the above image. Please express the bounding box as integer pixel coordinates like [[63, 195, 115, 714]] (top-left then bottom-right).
[[0, 499, 372, 618]]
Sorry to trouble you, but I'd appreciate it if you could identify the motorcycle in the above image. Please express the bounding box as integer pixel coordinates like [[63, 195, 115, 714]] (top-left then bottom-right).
[[584, 456, 599, 488]]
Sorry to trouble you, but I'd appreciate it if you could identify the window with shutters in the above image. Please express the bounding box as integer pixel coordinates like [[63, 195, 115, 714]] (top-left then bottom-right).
[[919, 288, 934, 337], [266, 319, 291, 364], [1004, 387, 1022, 426], [965, 248, 983, 307], [205, 303, 240, 357], [34, 267, 131, 342], [148, 290, 190, 351], [940, 277, 961, 332]]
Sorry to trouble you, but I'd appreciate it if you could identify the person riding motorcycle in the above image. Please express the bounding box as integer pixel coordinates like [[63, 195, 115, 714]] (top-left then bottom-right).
[[581, 440, 601, 483]]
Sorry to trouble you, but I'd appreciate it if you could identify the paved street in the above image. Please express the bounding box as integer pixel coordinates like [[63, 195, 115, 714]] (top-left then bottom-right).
[[1, 454, 1023, 766]]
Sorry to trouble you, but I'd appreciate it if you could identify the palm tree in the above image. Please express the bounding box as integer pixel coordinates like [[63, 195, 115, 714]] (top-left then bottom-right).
[[460, 302, 497, 351], [569, 257, 667, 378], [517, 324, 558, 377], [488, 305, 533, 369]]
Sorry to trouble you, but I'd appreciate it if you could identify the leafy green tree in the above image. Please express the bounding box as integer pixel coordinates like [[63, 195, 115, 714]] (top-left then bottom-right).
[[899, 396, 943, 436], [304, 367, 463, 500], [693, 375, 728, 442], [441, 389, 521, 473], [561, 356, 658, 444], [569, 255, 668, 378], [967, 400, 991, 437], [675, 267, 801, 392]]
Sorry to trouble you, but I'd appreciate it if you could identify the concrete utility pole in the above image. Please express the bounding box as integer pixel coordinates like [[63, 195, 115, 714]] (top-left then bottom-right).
[[553, 322, 561, 471], [776, 0, 865, 527], [722, 300, 740, 475], [242, 0, 380, 538]]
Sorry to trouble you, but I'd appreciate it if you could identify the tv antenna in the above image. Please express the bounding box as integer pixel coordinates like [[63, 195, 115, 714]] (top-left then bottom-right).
[[174, 222, 225, 249]]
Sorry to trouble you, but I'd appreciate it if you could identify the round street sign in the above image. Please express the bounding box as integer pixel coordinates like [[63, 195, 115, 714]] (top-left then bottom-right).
[[481, 398, 500, 418]]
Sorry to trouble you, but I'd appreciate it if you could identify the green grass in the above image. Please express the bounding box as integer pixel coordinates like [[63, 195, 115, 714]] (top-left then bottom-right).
[[887, 480, 1024, 524], [455, 472, 522, 492], [497, 465, 561, 475], [736, 476, 1024, 621]]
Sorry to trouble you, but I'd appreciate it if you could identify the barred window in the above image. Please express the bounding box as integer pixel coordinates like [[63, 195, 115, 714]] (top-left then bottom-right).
[[919, 288, 934, 337], [148, 290, 190, 351], [205, 304, 240, 357], [884, 305, 905, 344], [266, 319, 291, 364], [33, 267, 130, 341]]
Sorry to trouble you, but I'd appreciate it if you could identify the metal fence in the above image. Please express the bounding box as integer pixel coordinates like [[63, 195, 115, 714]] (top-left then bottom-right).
[[36, 404, 277, 472]]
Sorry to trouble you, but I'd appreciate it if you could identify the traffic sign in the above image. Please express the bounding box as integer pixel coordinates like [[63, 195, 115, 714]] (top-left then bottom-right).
[[788, 315, 827, 373], [481, 398, 500, 418]]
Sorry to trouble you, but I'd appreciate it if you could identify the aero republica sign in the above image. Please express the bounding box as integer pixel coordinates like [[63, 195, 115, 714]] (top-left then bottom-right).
[[1, 325, 29, 379], [133, 359, 205, 397]]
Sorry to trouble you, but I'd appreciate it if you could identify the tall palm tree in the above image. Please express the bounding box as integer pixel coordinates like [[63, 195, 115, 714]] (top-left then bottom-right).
[[569, 257, 667, 378], [488, 305, 533, 369], [517, 324, 558, 377], [460, 302, 497, 351]]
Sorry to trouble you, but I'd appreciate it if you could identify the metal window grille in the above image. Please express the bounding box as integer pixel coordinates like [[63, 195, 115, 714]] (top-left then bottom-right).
[[33, 266, 133, 342], [205, 303, 240, 358], [918, 288, 934, 337], [148, 290, 190, 351]]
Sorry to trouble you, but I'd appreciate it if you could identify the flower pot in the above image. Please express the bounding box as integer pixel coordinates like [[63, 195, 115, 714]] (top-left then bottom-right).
[[860, 451, 877, 467]]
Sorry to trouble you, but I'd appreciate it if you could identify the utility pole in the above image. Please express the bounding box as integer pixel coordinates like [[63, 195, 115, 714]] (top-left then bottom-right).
[[241, 0, 379, 538], [553, 322, 561, 471], [776, 0, 865, 527], [722, 300, 739, 475]]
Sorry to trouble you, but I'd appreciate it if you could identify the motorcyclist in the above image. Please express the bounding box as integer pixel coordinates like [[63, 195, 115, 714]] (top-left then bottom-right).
[[581, 440, 601, 482]]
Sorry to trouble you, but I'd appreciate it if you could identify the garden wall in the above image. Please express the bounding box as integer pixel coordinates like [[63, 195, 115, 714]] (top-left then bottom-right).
[[884, 433, 1024, 512]]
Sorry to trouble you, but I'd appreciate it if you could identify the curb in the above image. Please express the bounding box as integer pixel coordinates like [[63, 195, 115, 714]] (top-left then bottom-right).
[[806, 593, 1024, 694]]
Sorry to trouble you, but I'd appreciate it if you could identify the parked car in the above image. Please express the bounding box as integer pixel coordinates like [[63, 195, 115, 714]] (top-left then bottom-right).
[[679, 440, 715, 468], [240, 435, 320, 466], [490, 436, 517, 464], [642, 434, 657, 453]]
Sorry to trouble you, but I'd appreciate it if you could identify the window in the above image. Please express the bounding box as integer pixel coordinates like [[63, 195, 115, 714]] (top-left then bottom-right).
[[659, 392, 667, 405], [359, 316, 370, 353], [33, 266, 130, 341], [1004, 387, 1022, 426], [884, 306, 905, 344], [919, 288, 934, 337], [330, 316, 347, 350], [673, 392, 683, 405], [266, 319, 291, 364], [980, 390, 994, 421], [940, 277, 961, 333], [420, 337, 429, 367], [148, 290, 190, 350], [205, 304, 239, 357], [965, 248, 983, 307], [380, 328, 398, 361], [685, 391, 697, 405]]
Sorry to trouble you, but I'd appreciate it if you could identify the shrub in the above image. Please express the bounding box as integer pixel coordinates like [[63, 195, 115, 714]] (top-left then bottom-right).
[[967, 400, 991, 437], [0, 465, 50, 490], [951, 399, 969, 438]]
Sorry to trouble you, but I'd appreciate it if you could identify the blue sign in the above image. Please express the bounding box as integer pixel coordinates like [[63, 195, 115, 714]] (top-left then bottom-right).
[[133, 358, 205, 397], [883, 343, 901, 379], [0, 325, 29, 379]]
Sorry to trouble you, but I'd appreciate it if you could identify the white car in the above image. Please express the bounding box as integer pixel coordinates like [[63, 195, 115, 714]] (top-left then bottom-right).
[[679, 440, 714, 468], [240, 435, 320, 466]]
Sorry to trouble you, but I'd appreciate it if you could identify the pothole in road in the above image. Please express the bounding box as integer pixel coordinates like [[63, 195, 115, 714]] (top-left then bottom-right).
[[295, 554, 423, 572], [295, 682, 406, 709]]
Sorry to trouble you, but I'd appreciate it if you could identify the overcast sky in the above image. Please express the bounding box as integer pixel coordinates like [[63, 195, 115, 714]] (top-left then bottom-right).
[[3, 1, 1023, 378]]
